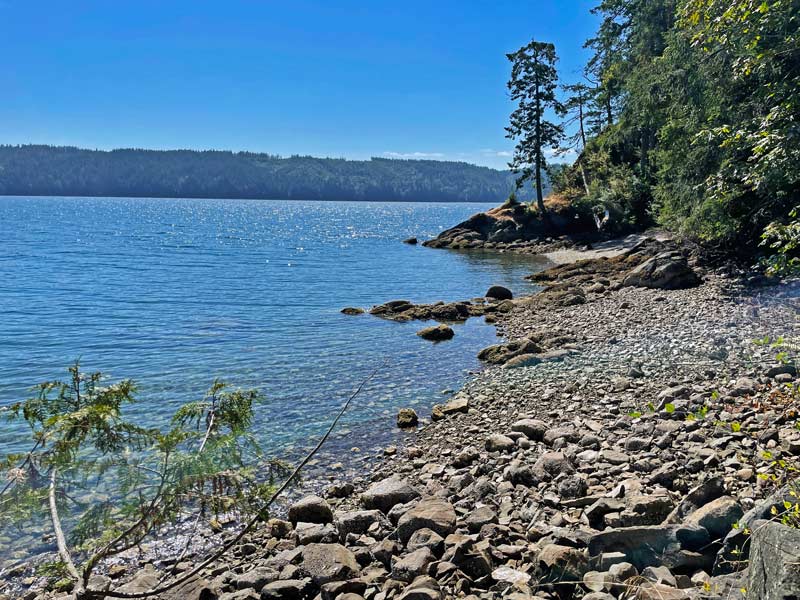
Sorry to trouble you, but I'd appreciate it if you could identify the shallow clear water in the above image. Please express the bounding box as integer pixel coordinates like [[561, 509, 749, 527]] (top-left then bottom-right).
[[0, 197, 547, 461]]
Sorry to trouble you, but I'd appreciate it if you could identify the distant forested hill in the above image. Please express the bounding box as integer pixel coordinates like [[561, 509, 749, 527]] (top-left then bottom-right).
[[0, 145, 525, 202]]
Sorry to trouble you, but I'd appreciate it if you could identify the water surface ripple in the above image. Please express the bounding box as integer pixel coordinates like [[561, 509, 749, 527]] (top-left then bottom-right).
[[0, 197, 547, 460]]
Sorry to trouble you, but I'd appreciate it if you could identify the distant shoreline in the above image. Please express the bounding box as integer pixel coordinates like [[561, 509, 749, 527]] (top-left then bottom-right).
[[0, 194, 496, 204], [0, 144, 540, 204]]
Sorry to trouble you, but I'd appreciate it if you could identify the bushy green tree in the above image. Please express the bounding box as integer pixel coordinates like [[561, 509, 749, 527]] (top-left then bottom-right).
[[552, 0, 799, 256]]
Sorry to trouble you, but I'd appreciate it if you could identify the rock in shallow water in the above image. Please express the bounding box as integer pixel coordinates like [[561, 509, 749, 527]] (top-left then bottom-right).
[[397, 408, 419, 428], [416, 324, 454, 342], [485, 285, 513, 300]]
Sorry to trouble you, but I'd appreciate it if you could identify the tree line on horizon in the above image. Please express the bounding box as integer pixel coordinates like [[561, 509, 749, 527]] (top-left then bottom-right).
[[507, 0, 799, 268], [0, 145, 530, 204]]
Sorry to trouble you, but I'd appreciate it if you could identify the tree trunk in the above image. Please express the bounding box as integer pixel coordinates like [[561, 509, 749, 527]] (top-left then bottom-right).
[[578, 93, 587, 149], [534, 72, 548, 222], [579, 161, 590, 196]]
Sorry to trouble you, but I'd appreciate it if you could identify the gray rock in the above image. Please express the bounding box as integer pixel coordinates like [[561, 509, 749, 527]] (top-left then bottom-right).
[[684, 496, 743, 539], [663, 477, 725, 524], [538, 544, 589, 582], [406, 527, 445, 556], [441, 396, 469, 414], [301, 543, 360, 585], [608, 561, 638, 582], [397, 498, 457, 542], [397, 408, 419, 428], [391, 547, 435, 582], [335, 509, 389, 540], [397, 582, 442, 600], [622, 252, 700, 290], [361, 477, 420, 513], [718, 484, 797, 571], [465, 505, 497, 532], [642, 565, 677, 587], [532, 452, 574, 481], [510, 418, 548, 441], [558, 475, 588, 499], [588, 524, 710, 571], [294, 522, 338, 544], [543, 427, 581, 446], [234, 568, 279, 591], [287, 495, 333, 525], [747, 520, 800, 600], [259, 579, 312, 599], [485, 433, 515, 453]]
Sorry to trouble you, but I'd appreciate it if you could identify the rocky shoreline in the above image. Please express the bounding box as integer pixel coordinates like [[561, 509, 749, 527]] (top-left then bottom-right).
[[9, 236, 800, 600]]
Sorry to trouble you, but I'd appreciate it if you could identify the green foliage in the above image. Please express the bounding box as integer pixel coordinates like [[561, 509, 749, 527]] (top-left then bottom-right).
[[761, 206, 800, 276], [553, 0, 799, 256], [0, 145, 521, 203], [0, 362, 284, 594]]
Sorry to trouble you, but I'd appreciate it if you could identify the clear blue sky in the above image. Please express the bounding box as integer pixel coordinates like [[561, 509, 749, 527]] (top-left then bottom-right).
[[1, 1, 599, 170]]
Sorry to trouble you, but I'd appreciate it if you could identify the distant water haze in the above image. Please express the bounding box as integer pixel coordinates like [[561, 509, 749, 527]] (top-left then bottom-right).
[[0, 197, 549, 464]]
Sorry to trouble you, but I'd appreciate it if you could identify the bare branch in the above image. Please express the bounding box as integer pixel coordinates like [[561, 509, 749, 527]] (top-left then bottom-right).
[[49, 470, 82, 587]]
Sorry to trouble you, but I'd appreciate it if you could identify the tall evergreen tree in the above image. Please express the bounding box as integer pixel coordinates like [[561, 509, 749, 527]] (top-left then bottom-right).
[[505, 40, 565, 218]]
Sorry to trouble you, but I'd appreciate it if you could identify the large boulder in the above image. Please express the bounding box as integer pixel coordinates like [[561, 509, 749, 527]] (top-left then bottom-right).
[[622, 251, 700, 290], [477, 338, 543, 365], [510, 418, 548, 441], [397, 498, 457, 542], [260, 579, 313, 599], [301, 543, 360, 585], [532, 452, 574, 481], [747, 519, 800, 600], [335, 509, 390, 540], [684, 496, 743, 539], [288, 495, 333, 525], [588, 524, 710, 571], [539, 544, 589, 583], [486, 285, 513, 300], [717, 484, 798, 572], [361, 477, 420, 513]]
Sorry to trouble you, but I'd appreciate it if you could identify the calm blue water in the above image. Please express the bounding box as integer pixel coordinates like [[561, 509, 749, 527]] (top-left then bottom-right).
[[0, 197, 546, 463]]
